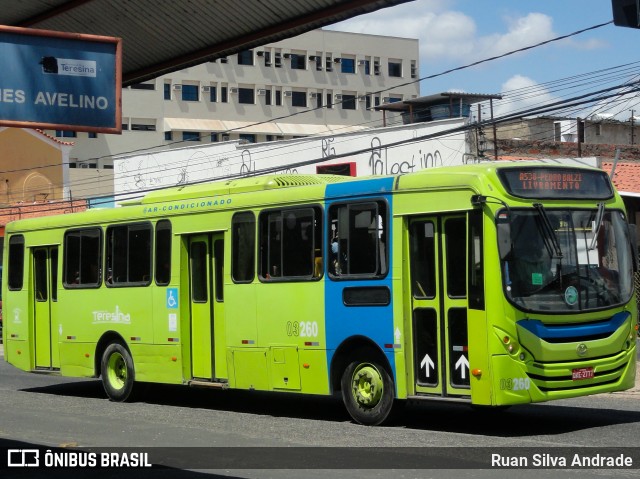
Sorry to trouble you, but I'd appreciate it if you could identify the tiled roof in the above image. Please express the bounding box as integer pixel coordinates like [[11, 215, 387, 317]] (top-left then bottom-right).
[[601, 162, 640, 194], [35, 129, 75, 146]]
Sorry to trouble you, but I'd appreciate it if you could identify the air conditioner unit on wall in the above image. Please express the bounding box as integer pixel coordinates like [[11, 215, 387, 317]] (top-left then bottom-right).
[[309, 55, 318, 61], [173, 84, 182, 90], [334, 94, 343, 101], [358, 95, 367, 101], [283, 91, 293, 97], [357, 60, 367, 65], [283, 53, 291, 59], [202, 86, 211, 92], [256, 51, 265, 57], [257, 89, 267, 96], [309, 92, 318, 98], [334, 57, 342, 63], [229, 87, 239, 94]]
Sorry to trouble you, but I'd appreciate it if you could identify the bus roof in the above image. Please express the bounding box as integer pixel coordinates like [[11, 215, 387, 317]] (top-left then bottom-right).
[[5, 161, 613, 234]]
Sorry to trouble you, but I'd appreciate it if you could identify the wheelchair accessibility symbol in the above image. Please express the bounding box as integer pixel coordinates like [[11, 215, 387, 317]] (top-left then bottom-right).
[[167, 288, 178, 309]]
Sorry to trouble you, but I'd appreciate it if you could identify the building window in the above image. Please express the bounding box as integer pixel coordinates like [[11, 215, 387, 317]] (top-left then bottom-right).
[[165, 131, 173, 141], [325, 56, 333, 72], [275, 89, 282, 106], [595, 124, 602, 136], [314, 56, 322, 71], [211, 132, 219, 142], [182, 132, 200, 142], [130, 81, 155, 90], [388, 61, 402, 77], [239, 134, 256, 143], [237, 50, 254, 66], [411, 60, 417, 79], [221, 86, 228, 103], [341, 58, 355, 74], [208, 86, 217, 102], [291, 91, 307, 108], [315, 93, 323, 109], [365, 95, 371, 110], [326, 93, 333, 109], [265, 89, 272, 106], [363, 60, 371, 75], [238, 88, 255, 104], [164, 83, 171, 100], [105, 223, 152, 287], [290, 54, 306, 69], [341, 94, 356, 110], [274, 52, 282, 68], [88, 132, 97, 139], [56, 130, 77, 138], [131, 120, 156, 131], [181, 84, 199, 101], [264, 51, 272, 66]]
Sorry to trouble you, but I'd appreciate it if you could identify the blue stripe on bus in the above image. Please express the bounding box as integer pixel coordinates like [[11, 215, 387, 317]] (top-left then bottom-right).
[[324, 177, 396, 389], [517, 311, 630, 340], [325, 176, 395, 199]]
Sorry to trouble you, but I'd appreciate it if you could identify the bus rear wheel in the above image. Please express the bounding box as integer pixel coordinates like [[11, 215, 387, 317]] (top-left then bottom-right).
[[341, 360, 394, 426], [101, 342, 135, 402]]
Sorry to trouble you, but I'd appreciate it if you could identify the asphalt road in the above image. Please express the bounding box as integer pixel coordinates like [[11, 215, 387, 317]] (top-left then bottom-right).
[[1, 342, 639, 479]]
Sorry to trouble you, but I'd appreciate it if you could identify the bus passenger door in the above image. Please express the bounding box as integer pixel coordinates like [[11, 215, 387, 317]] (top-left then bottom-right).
[[33, 246, 59, 370], [188, 233, 225, 381], [409, 216, 470, 398]]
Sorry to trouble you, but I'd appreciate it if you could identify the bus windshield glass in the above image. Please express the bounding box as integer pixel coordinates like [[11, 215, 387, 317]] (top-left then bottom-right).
[[500, 208, 633, 312]]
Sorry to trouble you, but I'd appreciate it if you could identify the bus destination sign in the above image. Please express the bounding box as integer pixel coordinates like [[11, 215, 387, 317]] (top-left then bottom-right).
[[498, 167, 613, 200]]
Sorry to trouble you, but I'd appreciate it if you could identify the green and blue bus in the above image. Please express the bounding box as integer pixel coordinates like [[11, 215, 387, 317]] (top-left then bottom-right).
[[2, 161, 637, 425]]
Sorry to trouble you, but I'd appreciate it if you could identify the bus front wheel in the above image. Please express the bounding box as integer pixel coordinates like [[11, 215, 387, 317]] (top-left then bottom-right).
[[341, 360, 394, 426], [101, 342, 135, 402]]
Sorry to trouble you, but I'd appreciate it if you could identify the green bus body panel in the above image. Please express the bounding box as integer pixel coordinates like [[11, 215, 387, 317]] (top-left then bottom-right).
[[2, 166, 636, 411]]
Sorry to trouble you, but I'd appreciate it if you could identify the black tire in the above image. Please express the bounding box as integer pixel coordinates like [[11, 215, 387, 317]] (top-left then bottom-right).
[[101, 342, 135, 402], [341, 359, 395, 426]]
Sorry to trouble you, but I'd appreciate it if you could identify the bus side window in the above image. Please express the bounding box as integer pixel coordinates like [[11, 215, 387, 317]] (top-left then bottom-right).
[[8, 235, 25, 290], [259, 206, 321, 281], [155, 220, 172, 285], [63, 228, 102, 288], [232, 212, 256, 283], [328, 201, 387, 278]]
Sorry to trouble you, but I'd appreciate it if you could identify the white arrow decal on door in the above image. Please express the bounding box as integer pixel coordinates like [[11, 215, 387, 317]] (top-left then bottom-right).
[[420, 354, 435, 377], [455, 355, 469, 379]]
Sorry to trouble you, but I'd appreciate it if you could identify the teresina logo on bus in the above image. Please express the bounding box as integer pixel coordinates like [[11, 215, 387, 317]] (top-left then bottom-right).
[[92, 306, 131, 325]]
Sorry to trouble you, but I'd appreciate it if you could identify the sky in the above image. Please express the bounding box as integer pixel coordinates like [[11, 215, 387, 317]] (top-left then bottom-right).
[[328, 0, 640, 121]]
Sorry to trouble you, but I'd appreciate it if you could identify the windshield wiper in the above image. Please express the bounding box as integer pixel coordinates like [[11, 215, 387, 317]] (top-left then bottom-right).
[[589, 202, 605, 250], [533, 203, 563, 259]]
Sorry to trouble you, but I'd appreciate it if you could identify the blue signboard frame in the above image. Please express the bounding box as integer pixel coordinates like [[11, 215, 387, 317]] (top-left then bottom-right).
[[0, 26, 122, 134]]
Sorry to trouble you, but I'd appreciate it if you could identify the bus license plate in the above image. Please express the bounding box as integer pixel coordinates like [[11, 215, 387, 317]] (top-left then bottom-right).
[[572, 367, 594, 380]]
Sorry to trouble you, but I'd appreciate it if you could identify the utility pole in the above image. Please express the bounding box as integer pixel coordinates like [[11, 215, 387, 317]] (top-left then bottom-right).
[[577, 117, 582, 157], [631, 110, 635, 145], [490, 98, 497, 161]]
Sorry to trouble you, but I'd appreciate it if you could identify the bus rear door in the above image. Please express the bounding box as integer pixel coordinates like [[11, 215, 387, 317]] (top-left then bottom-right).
[[188, 233, 225, 382], [408, 216, 471, 399], [33, 246, 59, 370]]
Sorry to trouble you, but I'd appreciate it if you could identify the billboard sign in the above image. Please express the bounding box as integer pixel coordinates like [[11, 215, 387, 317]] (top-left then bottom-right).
[[0, 26, 122, 133]]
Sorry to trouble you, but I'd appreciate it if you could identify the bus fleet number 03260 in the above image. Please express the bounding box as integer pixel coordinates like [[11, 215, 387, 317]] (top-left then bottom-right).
[[286, 321, 319, 338]]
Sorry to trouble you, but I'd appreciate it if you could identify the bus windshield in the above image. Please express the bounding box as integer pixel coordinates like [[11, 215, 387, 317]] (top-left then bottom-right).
[[500, 208, 634, 312]]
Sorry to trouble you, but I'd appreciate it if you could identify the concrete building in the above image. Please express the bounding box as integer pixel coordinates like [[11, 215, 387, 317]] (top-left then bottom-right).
[[46, 29, 420, 171]]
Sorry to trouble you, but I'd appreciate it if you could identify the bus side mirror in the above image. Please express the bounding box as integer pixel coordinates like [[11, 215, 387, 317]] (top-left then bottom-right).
[[497, 222, 512, 260], [628, 223, 639, 272]]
